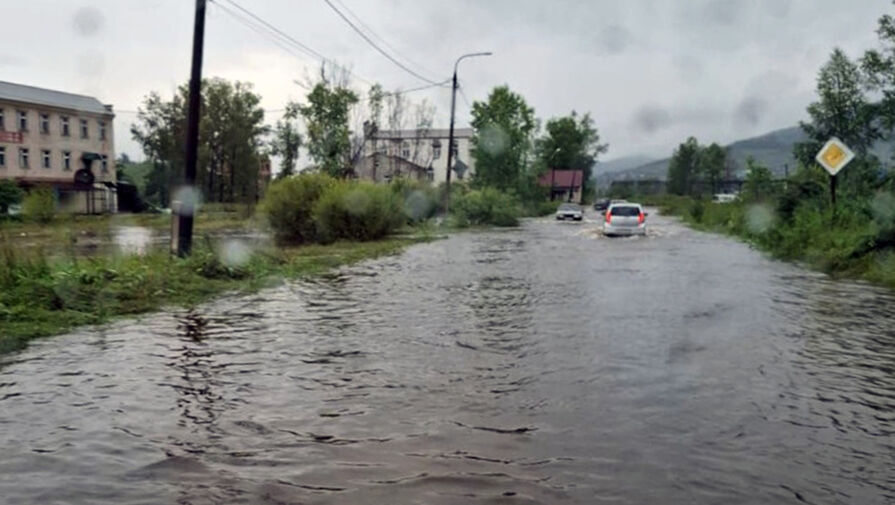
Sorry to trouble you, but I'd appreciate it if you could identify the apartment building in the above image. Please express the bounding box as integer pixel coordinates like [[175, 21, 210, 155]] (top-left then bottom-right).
[[355, 127, 475, 184], [0, 81, 116, 214]]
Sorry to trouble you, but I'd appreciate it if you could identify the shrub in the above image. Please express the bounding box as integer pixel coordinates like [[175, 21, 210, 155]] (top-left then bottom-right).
[[0, 180, 23, 215], [450, 187, 520, 227], [22, 189, 55, 224], [313, 180, 405, 243], [390, 177, 438, 223], [259, 173, 335, 244]]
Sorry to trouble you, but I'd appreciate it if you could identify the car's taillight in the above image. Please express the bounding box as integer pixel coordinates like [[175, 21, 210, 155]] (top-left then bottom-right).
[[638, 212, 645, 224], [605, 211, 612, 224]]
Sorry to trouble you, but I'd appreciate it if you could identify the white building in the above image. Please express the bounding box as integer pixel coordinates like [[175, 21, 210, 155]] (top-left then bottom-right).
[[355, 127, 475, 184], [0, 81, 116, 214]]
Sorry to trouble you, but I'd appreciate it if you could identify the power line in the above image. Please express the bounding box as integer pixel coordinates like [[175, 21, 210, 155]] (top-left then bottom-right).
[[213, 0, 373, 86], [331, 0, 442, 82], [212, 1, 323, 71], [320, 0, 446, 86]]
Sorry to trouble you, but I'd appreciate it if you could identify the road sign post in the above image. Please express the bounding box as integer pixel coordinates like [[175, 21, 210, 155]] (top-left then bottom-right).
[[815, 137, 855, 209]]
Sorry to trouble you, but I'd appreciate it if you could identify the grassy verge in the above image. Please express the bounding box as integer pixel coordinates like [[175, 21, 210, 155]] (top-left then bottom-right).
[[644, 194, 895, 289], [0, 234, 435, 355]]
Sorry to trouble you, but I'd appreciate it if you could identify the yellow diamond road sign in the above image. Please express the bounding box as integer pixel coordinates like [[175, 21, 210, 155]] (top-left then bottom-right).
[[815, 137, 855, 176]]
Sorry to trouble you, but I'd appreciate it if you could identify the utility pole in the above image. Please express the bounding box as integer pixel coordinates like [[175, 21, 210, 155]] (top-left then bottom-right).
[[172, 0, 206, 257], [443, 52, 492, 217]]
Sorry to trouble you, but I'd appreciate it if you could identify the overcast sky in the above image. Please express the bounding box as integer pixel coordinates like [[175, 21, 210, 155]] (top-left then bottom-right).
[[2, 0, 888, 163]]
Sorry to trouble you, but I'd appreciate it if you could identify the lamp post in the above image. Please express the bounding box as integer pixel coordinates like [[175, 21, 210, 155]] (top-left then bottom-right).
[[444, 51, 492, 217]]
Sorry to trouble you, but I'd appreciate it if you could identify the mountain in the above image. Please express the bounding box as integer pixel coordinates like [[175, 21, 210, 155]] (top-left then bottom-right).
[[602, 125, 895, 185], [602, 126, 808, 184], [593, 155, 656, 176]]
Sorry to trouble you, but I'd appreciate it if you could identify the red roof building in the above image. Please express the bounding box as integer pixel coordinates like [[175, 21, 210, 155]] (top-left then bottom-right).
[[538, 169, 584, 203]]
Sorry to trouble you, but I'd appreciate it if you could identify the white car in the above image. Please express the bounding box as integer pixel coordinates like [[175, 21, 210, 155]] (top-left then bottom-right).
[[603, 203, 647, 236], [555, 203, 583, 221]]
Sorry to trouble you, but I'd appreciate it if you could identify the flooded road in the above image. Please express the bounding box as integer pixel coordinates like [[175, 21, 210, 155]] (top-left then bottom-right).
[[1, 211, 894, 504]]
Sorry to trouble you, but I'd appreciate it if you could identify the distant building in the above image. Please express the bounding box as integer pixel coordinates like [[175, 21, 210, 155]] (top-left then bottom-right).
[[539, 169, 584, 203], [357, 127, 475, 184], [0, 81, 116, 213]]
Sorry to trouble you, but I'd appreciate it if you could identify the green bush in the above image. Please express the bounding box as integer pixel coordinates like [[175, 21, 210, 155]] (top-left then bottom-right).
[[390, 177, 438, 223], [523, 199, 561, 217], [22, 189, 55, 224], [450, 187, 520, 227], [313, 180, 405, 243], [259, 173, 335, 244], [0, 180, 23, 215]]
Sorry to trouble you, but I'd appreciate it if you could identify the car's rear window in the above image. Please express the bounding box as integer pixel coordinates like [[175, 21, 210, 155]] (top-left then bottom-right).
[[559, 204, 579, 210], [610, 206, 640, 216]]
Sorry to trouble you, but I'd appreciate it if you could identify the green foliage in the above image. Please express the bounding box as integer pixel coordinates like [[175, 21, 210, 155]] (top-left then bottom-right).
[[450, 187, 520, 227], [131, 78, 269, 205], [259, 173, 335, 244], [863, 5, 895, 133], [389, 177, 438, 223], [298, 83, 359, 177], [470, 86, 537, 191], [312, 181, 405, 243], [698, 143, 727, 194], [269, 103, 303, 179], [742, 157, 778, 202], [534, 111, 608, 195], [22, 189, 55, 224], [667, 137, 701, 196], [795, 48, 879, 169], [0, 235, 427, 354], [0, 180, 24, 214]]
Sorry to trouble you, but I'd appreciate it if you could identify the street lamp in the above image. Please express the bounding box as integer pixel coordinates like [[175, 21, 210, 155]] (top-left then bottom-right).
[[444, 51, 492, 217]]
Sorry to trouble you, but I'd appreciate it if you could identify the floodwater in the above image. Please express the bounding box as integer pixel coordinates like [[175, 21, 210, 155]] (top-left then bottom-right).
[[1, 211, 893, 504]]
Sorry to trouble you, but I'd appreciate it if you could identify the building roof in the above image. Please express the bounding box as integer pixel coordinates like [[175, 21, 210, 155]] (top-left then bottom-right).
[[0, 81, 113, 116], [374, 127, 473, 140], [538, 169, 584, 188]]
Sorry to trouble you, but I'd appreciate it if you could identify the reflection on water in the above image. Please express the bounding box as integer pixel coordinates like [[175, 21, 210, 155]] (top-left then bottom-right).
[[113, 226, 154, 255], [0, 212, 893, 504]]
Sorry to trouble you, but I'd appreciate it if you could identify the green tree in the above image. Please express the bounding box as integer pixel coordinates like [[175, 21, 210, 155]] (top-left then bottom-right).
[[698, 142, 727, 194], [742, 157, 776, 201], [298, 83, 359, 177], [0, 180, 24, 214], [269, 103, 303, 179], [795, 49, 879, 166], [131, 78, 268, 205], [667, 137, 701, 196], [470, 86, 537, 192], [535, 111, 608, 197], [862, 3, 895, 133]]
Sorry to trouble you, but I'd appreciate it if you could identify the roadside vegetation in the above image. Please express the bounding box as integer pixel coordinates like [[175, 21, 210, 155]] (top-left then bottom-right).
[[613, 6, 895, 290], [0, 232, 433, 355]]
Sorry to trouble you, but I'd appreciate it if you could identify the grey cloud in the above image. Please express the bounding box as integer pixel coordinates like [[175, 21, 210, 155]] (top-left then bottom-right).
[[734, 96, 767, 127], [632, 104, 672, 134], [599, 25, 633, 55], [763, 0, 792, 19], [704, 0, 741, 25], [72, 6, 104, 37]]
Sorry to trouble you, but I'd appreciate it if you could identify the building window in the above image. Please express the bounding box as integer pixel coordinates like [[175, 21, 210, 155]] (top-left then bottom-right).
[[63, 151, 71, 171], [42, 150, 51, 169], [40, 113, 50, 134], [61, 117, 70, 137], [0, 146, 5, 167], [101, 155, 108, 173], [450, 140, 458, 157], [17, 111, 27, 132], [18, 148, 29, 169], [433, 145, 441, 159], [99, 121, 106, 140], [0, 109, 5, 131], [80, 119, 89, 139], [401, 142, 410, 159]]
